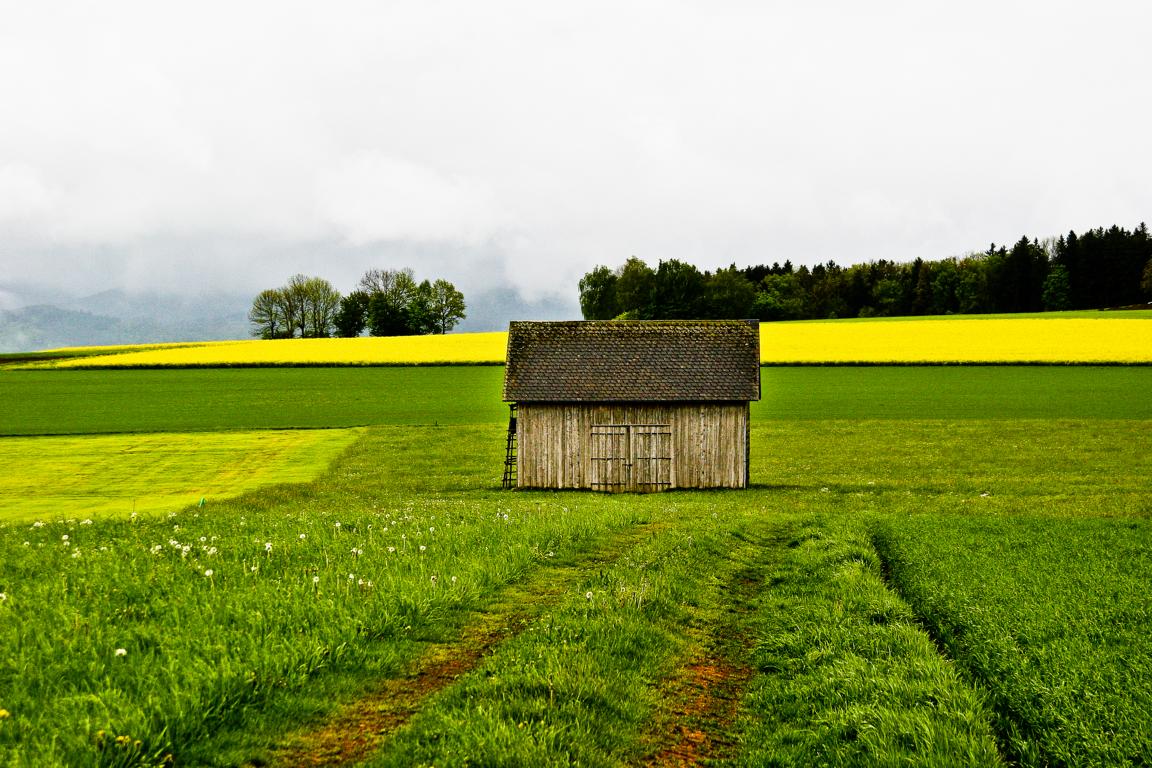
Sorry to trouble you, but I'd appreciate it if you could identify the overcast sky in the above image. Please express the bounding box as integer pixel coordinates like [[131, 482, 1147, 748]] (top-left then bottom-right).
[[1, 0, 1149, 310]]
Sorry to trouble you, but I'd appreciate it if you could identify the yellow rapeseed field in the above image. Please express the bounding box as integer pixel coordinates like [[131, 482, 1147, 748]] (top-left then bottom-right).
[[758, 317, 1152, 364], [35, 315, 1152, 366], [47, 333, 509, 367]]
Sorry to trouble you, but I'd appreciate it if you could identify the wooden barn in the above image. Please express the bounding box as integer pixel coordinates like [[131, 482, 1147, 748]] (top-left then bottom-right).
[[501, 320, 761, 491]]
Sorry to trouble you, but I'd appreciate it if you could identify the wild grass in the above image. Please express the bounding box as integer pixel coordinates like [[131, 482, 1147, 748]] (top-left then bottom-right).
[[737, 512, 1004, 767], [0, 430, 361, 523], [0, 426, 651, 767], [873, 515, 1152, 767], [1, 357, 1149, 765]]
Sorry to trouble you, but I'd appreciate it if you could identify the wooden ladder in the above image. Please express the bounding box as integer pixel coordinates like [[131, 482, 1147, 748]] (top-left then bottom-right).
[[501, 403, 518, 489]]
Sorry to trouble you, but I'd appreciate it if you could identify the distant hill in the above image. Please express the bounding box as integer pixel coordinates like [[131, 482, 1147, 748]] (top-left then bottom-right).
[[0, 289, 251, 352], [0, 284, 579, 353]]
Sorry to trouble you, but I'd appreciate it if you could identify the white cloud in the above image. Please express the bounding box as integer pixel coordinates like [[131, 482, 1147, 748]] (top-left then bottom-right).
[[0, 164, 54, 224], [0, 0, 1149, 304], [316, 153, 504, 245]]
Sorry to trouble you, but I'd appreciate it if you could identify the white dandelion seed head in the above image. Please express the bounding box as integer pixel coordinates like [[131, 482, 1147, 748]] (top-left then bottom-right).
[[313, 575, 320, 584], [81, 519, 93, 525], [61, 534, 69, 541], [585, 591, 594, 600], [387, 546, 396, 553], [114, 648, 127, 657], [32, 521, 45, 528], [264, 542, 273, 551], [334, 521, 341, 529], [0, 592, 8, 602], [204, 569, 214, 578]]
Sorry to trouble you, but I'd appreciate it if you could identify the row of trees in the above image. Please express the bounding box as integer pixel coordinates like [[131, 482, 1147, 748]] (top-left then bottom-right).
[[579, 223, 1152, 321], [249, 269, 466, 339]]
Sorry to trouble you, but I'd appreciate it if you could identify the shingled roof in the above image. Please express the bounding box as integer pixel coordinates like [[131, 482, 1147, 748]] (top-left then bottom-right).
[[503, 320, 761, 402]]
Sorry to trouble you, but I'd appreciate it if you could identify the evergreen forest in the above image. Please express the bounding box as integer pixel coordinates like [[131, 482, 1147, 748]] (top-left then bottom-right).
[[579, 223, 1152, 321]]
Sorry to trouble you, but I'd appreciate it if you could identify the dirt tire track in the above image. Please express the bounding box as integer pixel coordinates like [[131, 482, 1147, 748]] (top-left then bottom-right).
[[642, 534, 775, 767], [251, 522, 665, 768]]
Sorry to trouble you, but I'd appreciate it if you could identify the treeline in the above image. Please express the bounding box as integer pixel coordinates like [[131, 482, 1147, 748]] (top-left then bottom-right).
[[249, 269, 466, 339], [580, 223, 1152, 321]]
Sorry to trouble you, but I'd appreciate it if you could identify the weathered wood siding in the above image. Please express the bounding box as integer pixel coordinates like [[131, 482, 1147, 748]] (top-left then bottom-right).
[[517, 402, 749, 491]]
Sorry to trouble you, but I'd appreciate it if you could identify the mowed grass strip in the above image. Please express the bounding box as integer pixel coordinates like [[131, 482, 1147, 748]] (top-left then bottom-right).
[[3, 366, 1151, 437], [0, 429, 362, 523]]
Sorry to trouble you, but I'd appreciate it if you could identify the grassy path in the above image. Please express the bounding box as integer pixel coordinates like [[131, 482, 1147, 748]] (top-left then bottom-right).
[[641, 529, 772, 766], [262, 523, 668, 767]]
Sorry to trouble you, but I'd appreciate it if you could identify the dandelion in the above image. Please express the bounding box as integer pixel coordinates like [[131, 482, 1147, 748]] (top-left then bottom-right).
[[387, 546, 396, 553], [250, 565, 258, 573], [264, 542, 273, 552], [0, 592, 7, 602], [334, 521, 341, 529], [451, 576, 458, 584], [585, 591, 594, 601], [204, 569, 214, 578], [81, 519, 93, 525], [206, 547, 218, 556], [61, 534, 69, 542], [22, 541, 30, 547], [430, 575, 438, 584], [32, 521, 44, 528], [351, 548, 363, 556], [313, 575, 320, 584], [199, 536, 207, 543], [0, 708, 9, 718], [820, 487, 830, 493], [429, 526, 435, 533], [151, 545, 163, 554], [114, 648, 127, 657], [348, 573, 355, 581]]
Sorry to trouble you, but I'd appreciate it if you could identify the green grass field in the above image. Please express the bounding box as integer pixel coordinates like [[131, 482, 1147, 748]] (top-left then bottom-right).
[[3, 365, 1151, 436], [1, 365, 1150, 766]]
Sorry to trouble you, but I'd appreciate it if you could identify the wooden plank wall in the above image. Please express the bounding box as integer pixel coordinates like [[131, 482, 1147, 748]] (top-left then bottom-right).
[[517, 402, 749, 490]]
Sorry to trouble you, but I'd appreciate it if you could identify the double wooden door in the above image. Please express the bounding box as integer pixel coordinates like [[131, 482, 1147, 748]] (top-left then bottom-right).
[[589, 424, 671, 492]]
